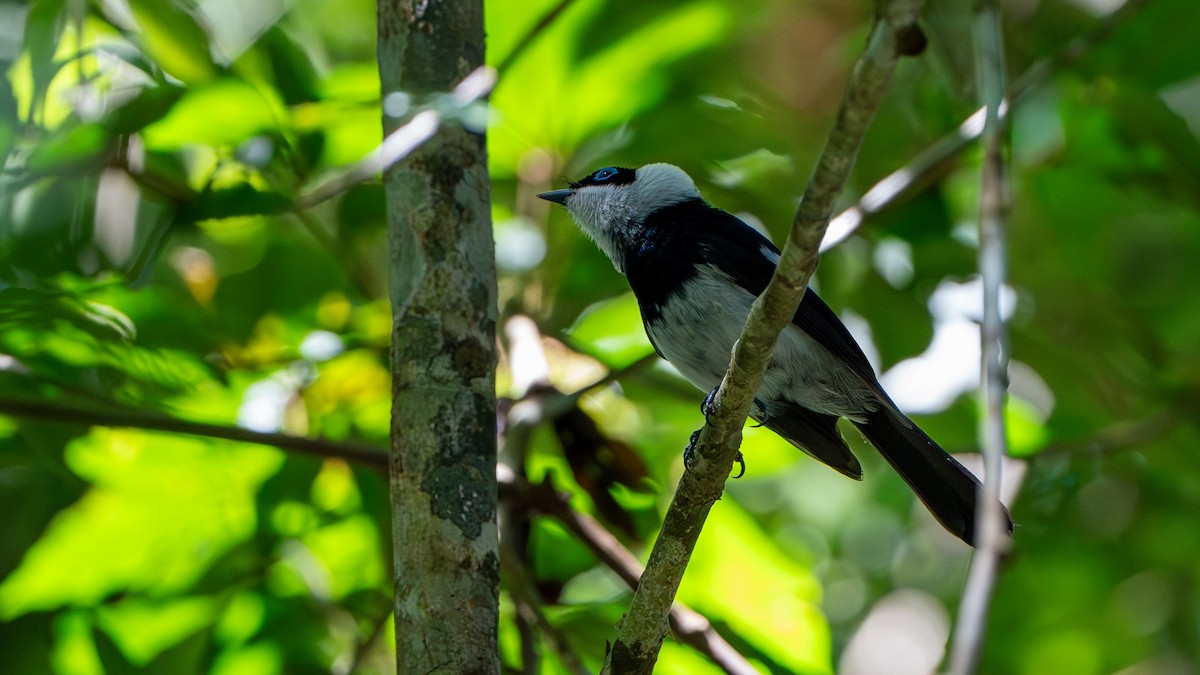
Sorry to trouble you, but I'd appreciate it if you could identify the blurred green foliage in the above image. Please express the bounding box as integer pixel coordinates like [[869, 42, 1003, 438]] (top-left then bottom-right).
[[1, 0, 1198, 673]]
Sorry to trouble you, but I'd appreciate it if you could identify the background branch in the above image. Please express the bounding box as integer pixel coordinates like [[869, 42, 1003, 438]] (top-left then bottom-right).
[[297, 67, 495, 210], [499, 473, 759, 675], [494, 0, 578, 75], [948, 1, 1012, 672], [605, 2, 925, 671], [820, 0, 1154, 252], [500, 315, 757, 674], [0, 393, 387, 468]]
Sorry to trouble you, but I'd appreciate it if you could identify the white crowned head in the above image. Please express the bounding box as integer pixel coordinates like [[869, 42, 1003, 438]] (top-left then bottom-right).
[[538, 163, 700, 271]]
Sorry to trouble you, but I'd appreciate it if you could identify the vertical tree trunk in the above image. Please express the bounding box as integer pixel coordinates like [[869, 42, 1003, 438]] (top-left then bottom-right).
[[377, 1, 498, 672]]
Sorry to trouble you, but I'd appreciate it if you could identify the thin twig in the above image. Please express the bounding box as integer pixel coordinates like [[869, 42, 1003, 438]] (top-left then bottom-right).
[[561, 351, 659, 405], [820, 0, 1155, 252], [0, 394, 387, 468], [341, 602, 393, 674], [947, 2, 1011, 673], [604, 2, 924, 672], [499, 528, 590, 674], [0, 345, 648, 481], [296, 67, 496, 209], [494, 0, 579, 75], [299, 111, 439, 209], [499, 316, 757, 673], [500, 316, 564, 673], [498, 474, 760, 675]]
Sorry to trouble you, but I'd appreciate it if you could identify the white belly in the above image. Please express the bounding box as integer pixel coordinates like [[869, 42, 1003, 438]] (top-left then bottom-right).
[[646, 264, 876, 419]]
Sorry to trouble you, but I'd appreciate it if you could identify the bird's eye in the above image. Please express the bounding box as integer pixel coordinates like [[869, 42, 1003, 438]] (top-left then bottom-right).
[[593, 167, 618, 181]]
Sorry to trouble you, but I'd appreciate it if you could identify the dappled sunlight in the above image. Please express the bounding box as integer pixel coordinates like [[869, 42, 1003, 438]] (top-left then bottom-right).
[[1, 0, 1198, 671]]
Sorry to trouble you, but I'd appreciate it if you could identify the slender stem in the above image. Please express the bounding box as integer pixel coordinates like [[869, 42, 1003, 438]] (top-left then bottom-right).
[[499, 474, 760, 675], [296, 67, 496, 210], [0, 393, 387, 468], [603, 2, 924, 672], [499, 316, 757, 674], [494, 0, 579, 75], [820, 0, 1155, 252], [948, 1, 1011, 673]]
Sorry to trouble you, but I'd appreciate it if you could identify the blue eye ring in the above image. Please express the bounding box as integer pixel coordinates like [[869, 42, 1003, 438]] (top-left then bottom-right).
[[593, 167, 618, 181]]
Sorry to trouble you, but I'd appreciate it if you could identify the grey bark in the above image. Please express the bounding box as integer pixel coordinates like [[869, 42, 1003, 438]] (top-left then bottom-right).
[[377, 1, 499, 673]]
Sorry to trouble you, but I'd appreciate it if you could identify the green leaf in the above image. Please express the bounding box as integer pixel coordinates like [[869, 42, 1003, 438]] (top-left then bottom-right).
[[21, 0, 65, 120], [564, 292, 655, 368], [0, 287, 223, 399], [335, 183, 386, 239], [528, 517, 596, 582], [261, 27, 320, 105], [0, 430, 282, 617], [0, 288, 135, 342], [142, 78, 283, 150], [104, 84, 186, 135], [678, 500, 830, 673], [488, 0, 732, 172], [95, 597, 216, 669], [182, 185, 292, 222], [0, 76, 19, 161], [1005, 397, 1051, 458], [126, 0, 219, 84], [25, 122, 112, 173]]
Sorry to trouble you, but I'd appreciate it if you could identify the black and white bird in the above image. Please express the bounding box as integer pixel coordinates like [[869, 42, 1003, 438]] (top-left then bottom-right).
[[539, 163, 1012, 546]]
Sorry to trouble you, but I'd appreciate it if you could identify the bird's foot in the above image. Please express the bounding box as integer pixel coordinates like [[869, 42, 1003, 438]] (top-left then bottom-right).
[[692, 387, 756, 478], [700, 386, 720, 422], [684, 429, 702, 471], [749, 398, 768, 427], [684, 429, 746, 479], [700, 387, 769, 428]]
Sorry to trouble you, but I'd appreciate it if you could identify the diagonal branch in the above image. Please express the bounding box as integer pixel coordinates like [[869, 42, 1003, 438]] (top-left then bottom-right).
[[819, 0, 1154, 252], [499, 473, 760, 675], [604, 2, 926, 672], [494, 0, 579, 75], [947, 1, 1012, 672], [296, 66, 496, 210], [500, 316, 757, 673]]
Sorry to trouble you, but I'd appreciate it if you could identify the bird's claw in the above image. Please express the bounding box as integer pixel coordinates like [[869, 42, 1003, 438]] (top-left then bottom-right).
[[700, 386, 720, 423], [692, 388, 755, 477], [683, 429, 702, 472], [683, 429, 747, 479], [701, 388, 769, 428], [750, 398, 768, 428]]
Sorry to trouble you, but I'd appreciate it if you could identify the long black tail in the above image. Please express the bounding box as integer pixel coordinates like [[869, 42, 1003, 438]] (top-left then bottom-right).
[[853, 406, 1012, 546]]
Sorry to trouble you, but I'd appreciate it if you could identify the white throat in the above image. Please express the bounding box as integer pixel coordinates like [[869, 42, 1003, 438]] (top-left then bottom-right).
[[564, 163, 700, 272]]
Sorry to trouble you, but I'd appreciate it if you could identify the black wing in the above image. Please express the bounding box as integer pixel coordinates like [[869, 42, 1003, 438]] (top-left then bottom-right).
[[627, 199, 883, 390], [688, 204, 883, 390], [761, 399, 863, 479]]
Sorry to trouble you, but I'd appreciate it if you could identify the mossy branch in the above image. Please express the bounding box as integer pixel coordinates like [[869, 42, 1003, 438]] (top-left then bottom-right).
[[604, 2, 927, 672]]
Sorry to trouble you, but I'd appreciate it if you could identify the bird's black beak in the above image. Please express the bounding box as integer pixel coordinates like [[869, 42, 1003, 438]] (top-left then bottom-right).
[[537, 189, 573, 205]]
